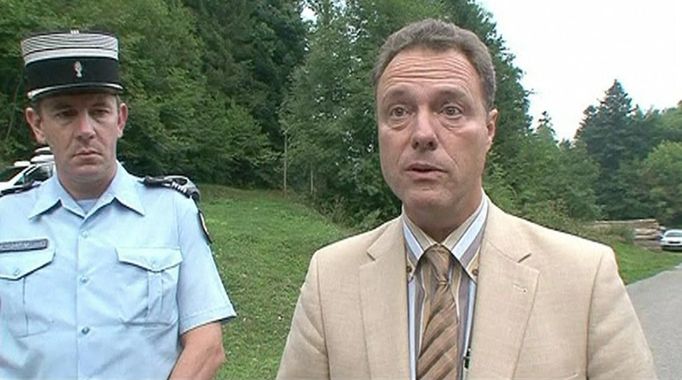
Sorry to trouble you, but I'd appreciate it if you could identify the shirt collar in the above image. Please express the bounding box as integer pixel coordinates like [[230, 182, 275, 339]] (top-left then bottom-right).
[[402, 192, 489, 277], [99, 163, 145, 215], [29, 162, 145, 218]]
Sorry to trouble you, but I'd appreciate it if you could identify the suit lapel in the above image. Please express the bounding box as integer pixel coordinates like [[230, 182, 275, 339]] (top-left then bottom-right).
[[360, 218, 411, 379], [468, 204, 540, 379]]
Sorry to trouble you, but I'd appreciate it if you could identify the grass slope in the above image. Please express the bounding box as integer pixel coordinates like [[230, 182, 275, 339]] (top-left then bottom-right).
[[612, 242, 682, 284], [201, 186, 682, 378], [200, 186, 350, 379]]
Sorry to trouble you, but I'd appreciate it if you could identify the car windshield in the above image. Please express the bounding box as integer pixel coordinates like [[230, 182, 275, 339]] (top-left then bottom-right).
[[664, 231, 682, 238], [0, 166, 24, 182]]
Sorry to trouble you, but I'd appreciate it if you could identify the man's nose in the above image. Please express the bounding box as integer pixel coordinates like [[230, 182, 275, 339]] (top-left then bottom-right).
[[410, 109, 438, 151], [75, 113, 96, 138]]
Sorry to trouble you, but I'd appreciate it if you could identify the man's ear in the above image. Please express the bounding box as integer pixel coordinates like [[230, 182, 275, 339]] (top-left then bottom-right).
[[116, 102, 128, 138], [485, 108, 498, 147], [25, 107, 47, 144]]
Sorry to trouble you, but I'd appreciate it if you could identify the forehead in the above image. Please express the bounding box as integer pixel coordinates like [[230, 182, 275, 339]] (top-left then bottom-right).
[[377, 47, 482, 99], [39, 92, 117, 109]]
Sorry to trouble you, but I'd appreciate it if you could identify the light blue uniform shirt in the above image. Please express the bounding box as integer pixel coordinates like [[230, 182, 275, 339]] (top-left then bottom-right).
[[0, 164, 235, 379]]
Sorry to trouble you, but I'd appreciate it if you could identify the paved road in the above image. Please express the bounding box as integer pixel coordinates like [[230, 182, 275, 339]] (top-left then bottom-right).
[[628, 263, 682, 380]]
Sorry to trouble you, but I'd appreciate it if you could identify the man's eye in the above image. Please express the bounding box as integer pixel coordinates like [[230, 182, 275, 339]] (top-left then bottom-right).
[[389, 106, 409, 118], [91, 109, 109, 118], [441, 105, 462, 117], [55, 110, 76, 119]]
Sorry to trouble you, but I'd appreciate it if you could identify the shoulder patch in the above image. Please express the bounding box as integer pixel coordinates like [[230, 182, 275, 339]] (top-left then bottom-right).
[[141, 175, 201, 202], [141, 175, 212, 244], [0, 181, 41, 198]]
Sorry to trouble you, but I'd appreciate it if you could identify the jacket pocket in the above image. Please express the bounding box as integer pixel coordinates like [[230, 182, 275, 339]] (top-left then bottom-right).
[[116, 247, 183, 325], [0, 249, 55, 337]]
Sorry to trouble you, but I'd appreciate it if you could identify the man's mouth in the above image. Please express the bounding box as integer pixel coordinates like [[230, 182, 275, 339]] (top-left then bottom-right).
[[406, 163, 443, 173]]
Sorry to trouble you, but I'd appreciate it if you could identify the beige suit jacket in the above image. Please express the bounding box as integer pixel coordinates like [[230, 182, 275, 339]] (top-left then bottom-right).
[[277, 203, 656, 379]]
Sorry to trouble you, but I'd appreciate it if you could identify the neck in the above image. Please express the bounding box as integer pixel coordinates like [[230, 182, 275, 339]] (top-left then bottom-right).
[[405, 191, 482, 242], [58, 167, 117, 201]]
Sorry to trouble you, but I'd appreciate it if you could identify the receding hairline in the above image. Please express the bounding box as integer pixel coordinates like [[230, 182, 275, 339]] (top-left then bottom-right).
[[372, 19, 497, 111], [373, 41, 470, 85]]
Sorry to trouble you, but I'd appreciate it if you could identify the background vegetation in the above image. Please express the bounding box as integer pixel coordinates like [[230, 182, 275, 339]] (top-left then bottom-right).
[[1, 1, 680, 377], [1, 0, 679, 228]]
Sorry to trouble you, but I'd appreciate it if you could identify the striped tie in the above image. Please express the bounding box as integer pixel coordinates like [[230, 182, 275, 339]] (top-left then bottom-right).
[[417, 244, 459, 380]]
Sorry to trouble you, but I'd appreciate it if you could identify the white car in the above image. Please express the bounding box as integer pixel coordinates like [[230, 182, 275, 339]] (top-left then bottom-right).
[[0, 148, 55, 192], [660, 229, 682, 251]]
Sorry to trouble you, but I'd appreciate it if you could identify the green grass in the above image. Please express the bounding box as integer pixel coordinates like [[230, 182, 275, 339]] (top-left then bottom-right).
[[611, 242, 682, 284], [199, 185, 682, 378], [200, 185, 350, 379]]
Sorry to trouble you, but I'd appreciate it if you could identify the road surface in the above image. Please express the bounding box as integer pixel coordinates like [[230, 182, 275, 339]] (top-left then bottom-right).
[[628, 263, 682, 380]]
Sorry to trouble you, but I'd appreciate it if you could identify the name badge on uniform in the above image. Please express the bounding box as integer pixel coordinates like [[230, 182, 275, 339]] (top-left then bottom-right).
[[0, 238, 49, 253]]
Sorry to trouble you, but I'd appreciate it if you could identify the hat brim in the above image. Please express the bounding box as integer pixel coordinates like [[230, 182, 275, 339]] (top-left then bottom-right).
[[28, 82, 123, 101]]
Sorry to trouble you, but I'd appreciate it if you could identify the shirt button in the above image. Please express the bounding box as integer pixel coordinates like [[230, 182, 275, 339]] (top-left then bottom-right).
[[79, 276, 89, 284], [81, 231, 89, 238], [81, 327, 90, 335], [13, 268, 21, 277]]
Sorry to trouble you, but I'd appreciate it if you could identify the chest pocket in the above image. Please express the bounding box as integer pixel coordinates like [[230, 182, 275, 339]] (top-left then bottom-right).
[[116, 248, 183, 325], [0, 249, 55, 337]]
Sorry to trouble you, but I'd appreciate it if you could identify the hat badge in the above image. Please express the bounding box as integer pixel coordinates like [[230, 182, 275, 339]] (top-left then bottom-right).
[[74, 61, 83, 78]]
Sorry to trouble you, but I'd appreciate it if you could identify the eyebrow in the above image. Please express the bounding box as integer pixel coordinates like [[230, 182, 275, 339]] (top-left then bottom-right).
[[435, 88, 470, 102], [379, 87, 410, 105], [44, 101, 74, 112], [379, 86, 471, 105]]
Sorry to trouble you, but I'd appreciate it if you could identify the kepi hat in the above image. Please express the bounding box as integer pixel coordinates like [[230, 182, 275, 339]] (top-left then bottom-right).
[[21, 30, 123, 100]]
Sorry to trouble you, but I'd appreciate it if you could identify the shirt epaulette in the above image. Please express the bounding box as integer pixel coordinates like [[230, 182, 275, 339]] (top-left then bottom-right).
[[140, 175, 212, 244], [0, 181, 41, 198], [141, 175, 200, 202]]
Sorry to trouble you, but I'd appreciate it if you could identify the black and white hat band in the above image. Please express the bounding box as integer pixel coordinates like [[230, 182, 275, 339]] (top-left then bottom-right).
[[21, 30, 123, 100]]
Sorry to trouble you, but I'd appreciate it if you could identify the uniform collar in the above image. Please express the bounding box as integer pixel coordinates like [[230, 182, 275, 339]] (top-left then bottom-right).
[[29, 162, 145, 218]]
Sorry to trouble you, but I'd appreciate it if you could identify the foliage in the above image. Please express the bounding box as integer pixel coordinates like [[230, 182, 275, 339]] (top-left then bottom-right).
[[506, 112, 601, 222], [182, 0, 307, 152], [575, 81, 682, 223], [190, 100, 275, 186], [1, 0, 678, 234], [641, 141, 682, 225]]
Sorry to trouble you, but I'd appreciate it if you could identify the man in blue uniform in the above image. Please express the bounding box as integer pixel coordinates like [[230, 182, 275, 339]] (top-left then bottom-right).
[[0, 30, 235, 379]]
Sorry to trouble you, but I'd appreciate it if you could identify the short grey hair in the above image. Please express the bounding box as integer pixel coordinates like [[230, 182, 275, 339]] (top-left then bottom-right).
[[372, 18, 496, 111]]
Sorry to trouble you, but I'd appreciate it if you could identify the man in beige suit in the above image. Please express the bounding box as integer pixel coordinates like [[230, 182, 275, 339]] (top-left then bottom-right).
[[278, 19, 656, 380]]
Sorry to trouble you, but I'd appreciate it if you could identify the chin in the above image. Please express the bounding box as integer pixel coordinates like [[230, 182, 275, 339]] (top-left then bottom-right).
[[404, 193, 449, 212], [70, 165, 109, 181]]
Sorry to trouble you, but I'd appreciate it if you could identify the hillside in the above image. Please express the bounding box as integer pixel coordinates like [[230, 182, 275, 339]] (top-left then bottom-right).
[[200, 186, 349, 379], [201, 186, 682, 379]]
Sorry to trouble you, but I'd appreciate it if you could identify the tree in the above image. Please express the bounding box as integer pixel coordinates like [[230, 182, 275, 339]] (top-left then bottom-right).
[[641, 142, 682, 225], [574, 80, 652, 218], [503, 112, 600, 227], [183, 0, 308, 149]]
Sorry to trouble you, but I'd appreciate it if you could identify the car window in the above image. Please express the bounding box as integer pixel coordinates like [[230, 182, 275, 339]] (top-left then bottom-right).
[[0, 166, 25, 182], [21, 165, 52, 184], [664, 231, 682, 238]]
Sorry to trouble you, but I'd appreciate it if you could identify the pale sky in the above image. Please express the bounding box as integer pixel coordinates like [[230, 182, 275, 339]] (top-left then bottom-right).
[[477, 0, 682, 140]]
